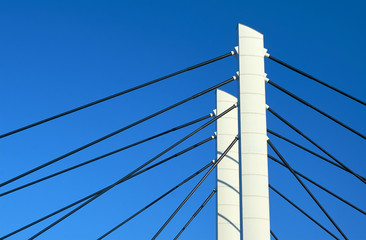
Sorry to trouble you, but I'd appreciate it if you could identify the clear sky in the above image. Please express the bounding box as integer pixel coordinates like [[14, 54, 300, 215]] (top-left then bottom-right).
[[0, 0, 365, 239]]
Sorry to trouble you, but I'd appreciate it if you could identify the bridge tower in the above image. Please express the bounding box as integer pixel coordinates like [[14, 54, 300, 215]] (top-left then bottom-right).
[[216, 24, 270, 240]]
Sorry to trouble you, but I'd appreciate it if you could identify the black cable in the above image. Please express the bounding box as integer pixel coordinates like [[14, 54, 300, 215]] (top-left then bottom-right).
[[4, 133, 214, 200], [0, 114, 213, 197], [270, 230, 279, 240], [0, 76, 236, 188], [268, 107, 366, 184], [268, 140, 348, 240], [267, 129, 366, 181], [267, 79, 366, 140], [29, 134, 213, 240], [1, 135, 215, 240], [97, 162, 214, 240], [266, 54, 366, 106], [28, 105, 237, 239], [0, 52, 234, 139], [128, 135, 216, 182], [268, 154, 366, 215], [151, 136, 238, 240], [173, 189, 216, 240], [269, 185, 340, 240], [268, 129, 344, 171], [0, 195, 92, 240]]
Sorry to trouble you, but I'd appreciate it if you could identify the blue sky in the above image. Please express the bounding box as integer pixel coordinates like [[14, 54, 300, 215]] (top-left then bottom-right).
[[0, 0, 365, 239]]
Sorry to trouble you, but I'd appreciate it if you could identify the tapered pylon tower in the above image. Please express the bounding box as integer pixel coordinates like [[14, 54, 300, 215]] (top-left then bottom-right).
[[216, 24, 270, 240], [216, 89, 240, 239], [237, 23, 270, 240]]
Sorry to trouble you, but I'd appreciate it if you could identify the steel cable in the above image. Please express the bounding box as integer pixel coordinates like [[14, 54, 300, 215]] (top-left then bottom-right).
[[267, 79, 366, 140], [0, 51, 234, 139], [268, 107, 366, 184], [268, 140, 348, 240], [270, 230, 279, 240], [27, 105, 237, 239], [269, 154, 366, 215], [0, 114, 213, 197], [0, 135, 215, 240], [266, 54, 366, 106], [97, 162, 214, 240], [151, 136, 238, 239], [0, 76, 236, 188], [173, 189, 216, 240], [269, 185, 340, 240], [267, 129, 366, 182]]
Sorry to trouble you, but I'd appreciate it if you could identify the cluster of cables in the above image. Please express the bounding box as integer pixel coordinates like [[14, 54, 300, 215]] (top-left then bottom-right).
[[0, 48, 364, 239], [0, 51, 239, 239]]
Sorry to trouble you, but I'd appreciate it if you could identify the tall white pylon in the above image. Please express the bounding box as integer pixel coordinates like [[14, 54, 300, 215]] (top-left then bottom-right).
[[216, 89, 240, 240], [237, 23, 270, 240]]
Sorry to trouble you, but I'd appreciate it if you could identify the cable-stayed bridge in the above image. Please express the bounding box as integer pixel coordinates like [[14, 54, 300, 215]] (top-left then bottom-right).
[[0, 24, 365, 240]]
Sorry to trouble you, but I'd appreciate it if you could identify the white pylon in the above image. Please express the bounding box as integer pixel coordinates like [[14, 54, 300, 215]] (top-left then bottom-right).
[[237, 23, 270, 240], [216, 89, 240, 240]]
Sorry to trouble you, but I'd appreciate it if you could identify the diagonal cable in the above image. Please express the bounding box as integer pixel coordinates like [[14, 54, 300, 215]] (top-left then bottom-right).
[[269, 185, 340, 240], [270, 230, 279, 240], [0, 113, 213, 197], [267, 129, 366, 182], [268, 140, 348, 239], [0, 76, 236, 188], [267, 79, 366, 140], [173, 189, 216, 240], [268, 107, 366, 184], [268, 154, 366, 215], [97, 162, 214, 240], [266, 54, 366, 106], [0, 135, 215, 240], [151, 136, 238, 239], [28, 105, 237, 239], [0, 195, 89, 240], [0, 51, 234, 139]]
